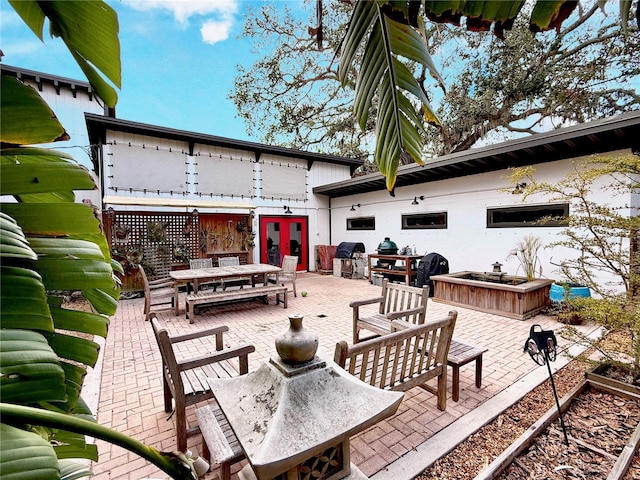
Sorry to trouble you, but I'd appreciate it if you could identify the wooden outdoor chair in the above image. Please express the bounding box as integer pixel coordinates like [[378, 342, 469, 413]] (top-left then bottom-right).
[[217, 256, 250, 290], [149, 313, 255, 453], [273, 254, 298, 297], [139, 265, 175, 316], [351, 278, 429, 343], [189, 258, 219, 291]]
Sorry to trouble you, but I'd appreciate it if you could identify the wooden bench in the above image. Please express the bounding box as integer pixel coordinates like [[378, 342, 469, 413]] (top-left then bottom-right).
[[149, 314, 255, 453], [335, 311, 457, 411], [185, 285, 288, 322], [447, 340, 488, 402], [351, 278, 429, 343], [195, 403, 245, 480]]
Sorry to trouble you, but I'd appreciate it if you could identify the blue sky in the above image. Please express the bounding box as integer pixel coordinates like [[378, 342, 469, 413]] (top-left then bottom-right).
[[1, 0, 311, 142]]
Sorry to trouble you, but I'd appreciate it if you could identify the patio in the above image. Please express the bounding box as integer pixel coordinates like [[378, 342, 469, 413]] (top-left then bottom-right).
[[87, 273, 598, 480]]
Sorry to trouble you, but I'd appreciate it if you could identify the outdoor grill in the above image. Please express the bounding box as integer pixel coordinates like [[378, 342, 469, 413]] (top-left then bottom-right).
[[334, 242, 366, 279], [335, 242, 366, 259], [375, 237, 399, 268]]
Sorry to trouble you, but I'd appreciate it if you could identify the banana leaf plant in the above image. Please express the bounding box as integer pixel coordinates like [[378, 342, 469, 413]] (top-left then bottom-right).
[[337, 0, 638, 193], [1, 2, 195, 478]]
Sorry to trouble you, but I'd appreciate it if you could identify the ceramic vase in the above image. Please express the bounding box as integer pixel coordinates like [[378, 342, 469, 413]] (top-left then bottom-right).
[[275, 314, 318, 364]]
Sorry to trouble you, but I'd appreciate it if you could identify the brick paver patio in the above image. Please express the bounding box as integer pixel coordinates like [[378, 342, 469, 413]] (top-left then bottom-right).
[[89, 273, 596, 480]]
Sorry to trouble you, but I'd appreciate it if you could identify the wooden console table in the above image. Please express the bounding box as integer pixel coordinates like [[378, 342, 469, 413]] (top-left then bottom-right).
[[367, 254, 422, 286]]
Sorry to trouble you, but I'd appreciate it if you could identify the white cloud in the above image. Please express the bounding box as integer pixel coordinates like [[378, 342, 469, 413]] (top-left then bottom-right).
[[123, 0, 238, 24], [201, 18, 234, 44], [122, 0, 238, 45]]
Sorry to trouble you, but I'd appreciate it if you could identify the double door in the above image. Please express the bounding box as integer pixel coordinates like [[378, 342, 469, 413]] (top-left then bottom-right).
[[259, 216, 307, 271]]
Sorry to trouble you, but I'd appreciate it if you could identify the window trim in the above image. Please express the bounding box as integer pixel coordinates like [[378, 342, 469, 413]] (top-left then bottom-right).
[[347, 216, 376, 231], [487, 203, 569, 228], [401, 211, 448, 230]]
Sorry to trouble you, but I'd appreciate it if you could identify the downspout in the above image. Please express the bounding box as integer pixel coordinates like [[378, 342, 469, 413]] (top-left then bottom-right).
[[328, 197, 332, 245]]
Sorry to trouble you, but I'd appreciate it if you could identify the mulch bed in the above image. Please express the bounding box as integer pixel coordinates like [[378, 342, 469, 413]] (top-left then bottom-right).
[[416, 339, 640, 480]]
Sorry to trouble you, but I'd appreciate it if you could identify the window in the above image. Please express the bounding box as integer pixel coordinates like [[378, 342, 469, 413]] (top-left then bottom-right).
[[487, 204, 569, 228], [401, 212, 447, 229], [347, 217, 375, 230]]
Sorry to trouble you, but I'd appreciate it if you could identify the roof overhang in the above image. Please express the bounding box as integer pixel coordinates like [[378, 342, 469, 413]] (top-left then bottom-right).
[[313, 111, 640, 198], [103, 195, 255, 210], [85, 113, 362, 174]]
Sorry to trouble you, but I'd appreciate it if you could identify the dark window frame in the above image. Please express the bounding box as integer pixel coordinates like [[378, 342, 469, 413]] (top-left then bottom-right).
[[347, 216, 376, 231], [401, 212, 448, 230], [487, 203, 569, 228]]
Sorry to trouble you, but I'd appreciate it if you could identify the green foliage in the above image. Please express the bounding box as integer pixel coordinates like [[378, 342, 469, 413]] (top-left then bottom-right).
[[559, 296, 640, 373], [0, 2, 194, 479], [235, 0, 638, 190], [511, 154, 640, 373]]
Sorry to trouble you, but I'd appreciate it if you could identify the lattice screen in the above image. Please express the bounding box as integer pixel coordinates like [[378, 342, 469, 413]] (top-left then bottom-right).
[[104, 211, 199, 280]]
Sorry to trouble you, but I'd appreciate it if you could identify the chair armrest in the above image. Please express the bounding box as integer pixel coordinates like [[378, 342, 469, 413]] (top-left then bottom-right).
[[170, 325, 229, 343], [178, 344, 256, 372], [349, 296, 384, 308], [390, 319, 416, 332], [386, 306, 424, 321], [149, 278, 174, 288]]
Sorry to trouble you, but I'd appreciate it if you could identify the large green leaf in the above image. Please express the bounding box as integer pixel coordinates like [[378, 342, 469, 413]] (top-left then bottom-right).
[[340, 2, 441, 191], [45, 333, 99, 367], [0, 77, 68, 145], [0, 329, 66, 404], [9, 0, 121, 107], [1, 147, 95, 195], [0, 266, 53, 332], [339, 0, 635, 191], [1, 203, 102, 237], [0, 212, 37, 261], [49, 302, 110, 338], [82, 287, 119, 316], [0, 423, 60, 480]]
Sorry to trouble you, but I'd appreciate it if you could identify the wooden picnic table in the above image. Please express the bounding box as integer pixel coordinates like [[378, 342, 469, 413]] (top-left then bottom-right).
[[169, 263, 281, 315]]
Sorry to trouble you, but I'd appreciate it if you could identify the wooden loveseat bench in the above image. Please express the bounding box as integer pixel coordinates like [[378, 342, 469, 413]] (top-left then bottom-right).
[[335, 310, 458, 411], [185, 284, 288, 322]]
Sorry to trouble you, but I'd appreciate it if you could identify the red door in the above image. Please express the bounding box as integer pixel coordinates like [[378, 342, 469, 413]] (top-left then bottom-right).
[[259, 216, 307, 271]]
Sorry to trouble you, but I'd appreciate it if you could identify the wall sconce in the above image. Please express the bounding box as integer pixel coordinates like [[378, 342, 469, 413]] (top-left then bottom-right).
[[283, 205, 292, 214], [512, 183, 527, 195], [350, 203, 361, 211], [411, 195, 424, 205]]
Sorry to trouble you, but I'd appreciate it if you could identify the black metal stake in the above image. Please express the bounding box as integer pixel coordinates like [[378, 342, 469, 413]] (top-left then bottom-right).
[[544, 349, 569, 445], [524, 325, 569, 446]]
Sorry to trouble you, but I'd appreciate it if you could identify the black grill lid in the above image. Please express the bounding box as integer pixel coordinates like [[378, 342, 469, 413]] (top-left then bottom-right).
[[335, 242, 366, 258]]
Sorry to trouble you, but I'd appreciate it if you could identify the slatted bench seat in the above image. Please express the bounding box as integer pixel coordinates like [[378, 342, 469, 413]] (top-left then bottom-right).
[[335, 311, 457, 411], [185, 285, 288, 322], [195, 403, 245, 480], [447, 340, 488, 402]]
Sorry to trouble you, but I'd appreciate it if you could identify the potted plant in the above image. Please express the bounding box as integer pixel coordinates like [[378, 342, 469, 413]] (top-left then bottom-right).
[[506, 234, 543, 281]]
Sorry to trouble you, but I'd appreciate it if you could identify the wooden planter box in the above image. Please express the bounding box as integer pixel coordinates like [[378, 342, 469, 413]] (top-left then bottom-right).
[[431, 272, 553, 320], [473, 377, 640, 480], [585, 363, 640, 400]]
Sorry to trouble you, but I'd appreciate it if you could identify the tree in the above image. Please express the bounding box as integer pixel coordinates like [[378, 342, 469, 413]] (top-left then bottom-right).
[[233, 2, 371, 158], [233, 0, 639, 190], [510, 154, 640, 373], [1, 2, 195, 478]]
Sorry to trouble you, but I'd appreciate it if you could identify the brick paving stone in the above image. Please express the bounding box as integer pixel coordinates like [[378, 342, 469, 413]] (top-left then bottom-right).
[[87, 273, 597, 479]]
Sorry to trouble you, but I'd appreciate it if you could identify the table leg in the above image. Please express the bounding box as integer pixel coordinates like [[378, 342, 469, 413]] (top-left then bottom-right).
[[174, 284, 180, 315]]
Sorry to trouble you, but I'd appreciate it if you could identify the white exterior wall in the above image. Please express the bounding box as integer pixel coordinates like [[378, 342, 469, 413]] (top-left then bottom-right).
[[100, 130, 353, 270], [329, 151, 633, 291], [20, 77, 104, 205]]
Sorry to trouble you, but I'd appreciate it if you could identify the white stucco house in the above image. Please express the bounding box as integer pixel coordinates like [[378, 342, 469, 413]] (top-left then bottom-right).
[[4, 64, 638, 292]]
